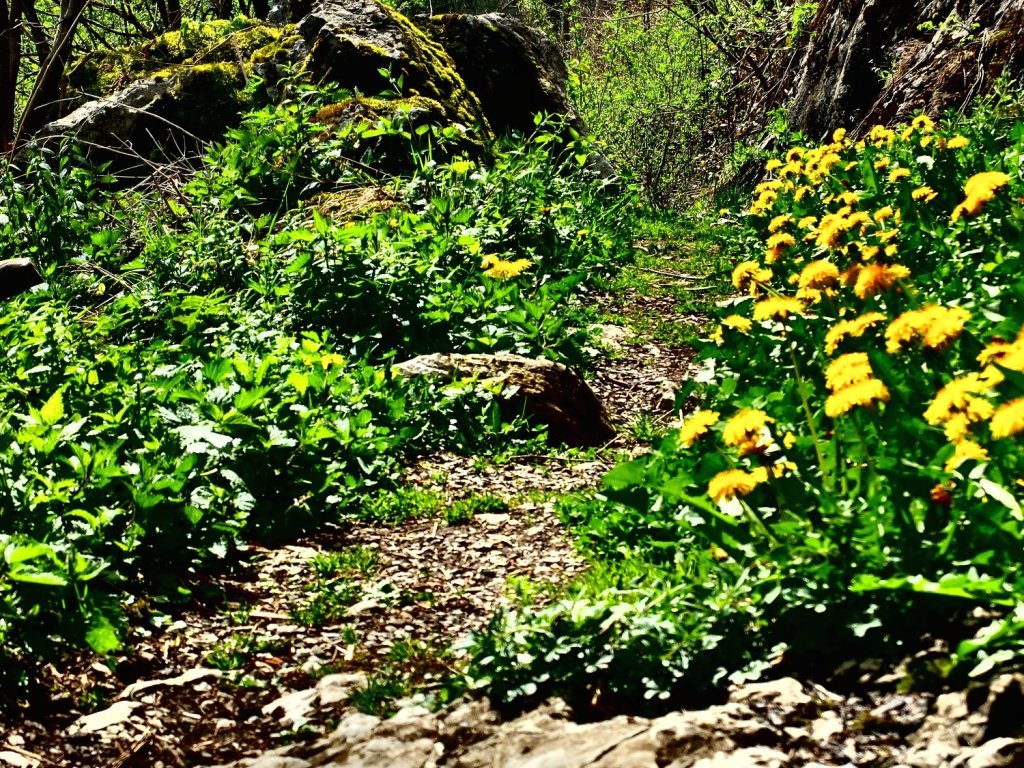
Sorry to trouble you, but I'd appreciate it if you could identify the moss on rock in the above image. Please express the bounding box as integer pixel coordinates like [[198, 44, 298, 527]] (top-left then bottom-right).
[[296, 0, 491, 134], [309, 187, 404, 221], [68, 17, 282, 100]]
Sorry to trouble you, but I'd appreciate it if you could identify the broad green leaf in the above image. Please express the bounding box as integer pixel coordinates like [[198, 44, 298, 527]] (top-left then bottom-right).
[[39, 389, 65, 425], [85, 616, 122, 654]]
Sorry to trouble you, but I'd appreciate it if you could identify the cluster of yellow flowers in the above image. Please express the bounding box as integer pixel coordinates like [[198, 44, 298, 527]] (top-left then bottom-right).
[[676, 408, 796, 503], [480, 254, 533, 280], [699, 114, 1021, 508], [922, 329, 1024, 467], [823, 353, 890, 418]]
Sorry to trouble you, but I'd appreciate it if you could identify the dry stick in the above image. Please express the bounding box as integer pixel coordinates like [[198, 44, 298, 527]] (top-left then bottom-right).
[[105, 728, 154, 768], [1, 744, 56, 766], [635, 266, 706, 280]]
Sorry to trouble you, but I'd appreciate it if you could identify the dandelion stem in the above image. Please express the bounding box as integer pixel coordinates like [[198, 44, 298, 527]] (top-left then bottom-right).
[[789, 347, 832, 492]]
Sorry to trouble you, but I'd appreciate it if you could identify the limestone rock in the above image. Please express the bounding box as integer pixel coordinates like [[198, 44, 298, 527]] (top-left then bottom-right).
[[392, 352, 615, 446], [0, 258, 44, 301]]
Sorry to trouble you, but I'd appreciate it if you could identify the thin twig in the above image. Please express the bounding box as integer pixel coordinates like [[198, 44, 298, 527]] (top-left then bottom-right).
[[636, 266, 705, 280]]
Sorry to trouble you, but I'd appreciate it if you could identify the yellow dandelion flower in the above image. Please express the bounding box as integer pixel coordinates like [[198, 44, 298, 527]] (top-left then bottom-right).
[[765, 232, 796, 263], [922, 306, 971, 349], [783, 431, 797, 449], [708, 469, 761, 504], [838, 190, 860, 206], [859, 243, 881, 261], [721, 314, 753, 333], [920, 135, 934, 148], [752, 296, 805, 322], [833, 128, 848, 143], [884, 243, 899, 257], [945, 440, 989, 471], [796, 286, 832, 304], [765, 158, 784, 172], [870, 125, 896, 147], [825, 352, 874, 391], [732, 261, 773, 293], [991, 399, 1024, 439], [911, 114, 935, 133], [874, 206, 895, 222], [912, 185, 938, 202], [978, 338, 1024, 370], [768, 213, 792, 232], [483, 257, 533, 279], [875, 229, 900, 243], [946, 136, 970, 150], [824, 312, 887, 355], [825, 377, 890, 417], [885, 305, 970, 353], [952, 171, 1012, 222], [924, 373, 996, 428], [889, 167, 911, 183], [723, 409, 774, 455], [874, 157, 891, 171], [677, 410, 721, 448], [846, 211, 872, 230], [851, 263, 911, 299], [798, 260, 840, 290], [798, 215, 817, 229]]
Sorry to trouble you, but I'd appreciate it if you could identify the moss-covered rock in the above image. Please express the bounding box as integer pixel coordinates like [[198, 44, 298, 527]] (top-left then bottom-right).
[[292, 0, 490, 133], [308, 186, 403, 221], [68, 18, 282, 100], [420, 13, 578, 136], [310, 94, 482, 172], [47, 0, 495, 175], [40, 63, 248, 168]]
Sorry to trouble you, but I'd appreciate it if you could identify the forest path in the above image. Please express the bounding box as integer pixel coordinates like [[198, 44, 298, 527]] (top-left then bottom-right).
[[0, 236, 708, 768]]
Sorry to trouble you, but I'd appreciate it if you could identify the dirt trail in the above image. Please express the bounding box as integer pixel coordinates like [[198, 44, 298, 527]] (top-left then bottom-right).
[[0, 286, 699, 768]]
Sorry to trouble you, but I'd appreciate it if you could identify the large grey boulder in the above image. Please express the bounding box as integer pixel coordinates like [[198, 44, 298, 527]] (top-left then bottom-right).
[[392, 352, 615, 447]]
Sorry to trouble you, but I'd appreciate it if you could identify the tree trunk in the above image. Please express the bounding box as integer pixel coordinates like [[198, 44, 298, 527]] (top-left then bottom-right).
[[212, 0, 232, 18], [0, 0, 23, 153], [16, 0, 88, 143]]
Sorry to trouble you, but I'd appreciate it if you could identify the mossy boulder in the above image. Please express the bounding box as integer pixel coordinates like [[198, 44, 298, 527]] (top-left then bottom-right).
[[43, 0, 496, 173], [68, 18, 283, 102], [308, 186, 403, 221], [292, 0, 489, 132], [40, 63, 248, 168], [420, 13, 578, 136]]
